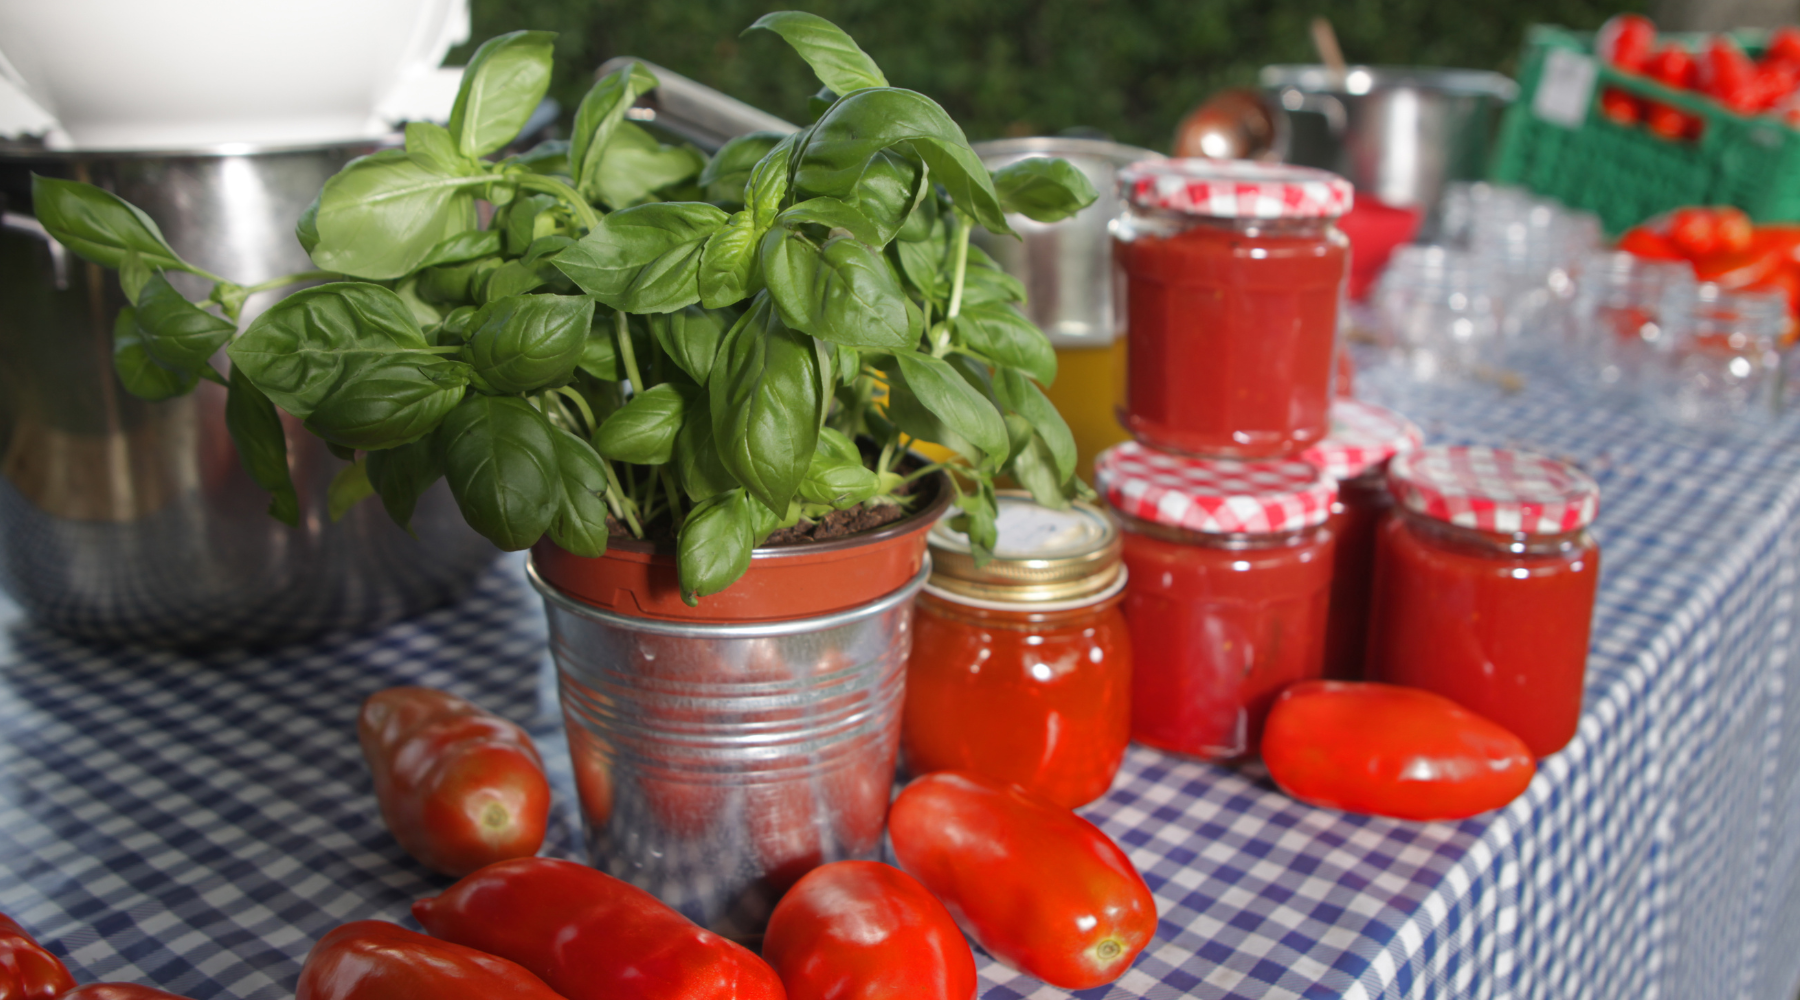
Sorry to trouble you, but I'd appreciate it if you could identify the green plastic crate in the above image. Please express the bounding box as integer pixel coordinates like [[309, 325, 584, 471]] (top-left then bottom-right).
[[1493, 24, 1800, 235]]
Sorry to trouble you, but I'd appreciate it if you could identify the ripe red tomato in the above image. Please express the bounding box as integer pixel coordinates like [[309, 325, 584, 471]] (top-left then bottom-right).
[[763, 861, 977, 1000], [1597, 14, 1658, 72], [887, 772, 1156, 991], [1599, 87, 1643, 125], [296, 920, 564, 1000], [414, 857, 785, 1000], [1711, 207, 1754, 255], [1617, 226, 1687, 261], [0, 913, 75, 1000], [357, 687, 551, 877], [1701, 36, 1759, 111], [1669, 206, 1723, 256], [1769, 26, 1800, 69], [1645, 45, 1699, 90], [1261, 681, 1535, 821]]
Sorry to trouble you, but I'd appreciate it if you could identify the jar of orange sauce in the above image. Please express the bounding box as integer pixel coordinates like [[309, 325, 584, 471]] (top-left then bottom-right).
[[902, 493, 1132, 808]]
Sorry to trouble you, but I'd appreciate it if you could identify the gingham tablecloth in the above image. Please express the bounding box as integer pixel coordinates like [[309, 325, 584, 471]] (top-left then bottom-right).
[[4, 363, 1800, 1000]]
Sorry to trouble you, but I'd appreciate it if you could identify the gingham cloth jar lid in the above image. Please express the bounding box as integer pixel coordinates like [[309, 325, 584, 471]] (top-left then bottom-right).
[[1095, 441, 1337, 534], [1300, 400, 1426, 482], [1117, 158, 1354, 219], [1388, 445, 1600, 535]]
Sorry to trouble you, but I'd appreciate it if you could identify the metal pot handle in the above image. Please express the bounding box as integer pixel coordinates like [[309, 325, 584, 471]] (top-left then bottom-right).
[[597, 56, 797, 152], [1276, 88, 1348, 138], [1, 210, 69, 289]]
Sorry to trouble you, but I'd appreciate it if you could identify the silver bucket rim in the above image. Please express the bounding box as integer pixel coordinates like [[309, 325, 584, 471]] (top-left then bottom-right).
[[1258, 64, 1519, 102], [0, 135, 401, 162], [528, 555, 931, 639], [973, 136, 1162, 166]]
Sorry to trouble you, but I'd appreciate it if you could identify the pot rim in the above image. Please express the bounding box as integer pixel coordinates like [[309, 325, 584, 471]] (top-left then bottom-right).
[[528, 556, 930, 637], [596, 469, 953, 561], [972, 136, 1164, 167], [1259, 64, 1519, 101], [0, 135, 402, 162]]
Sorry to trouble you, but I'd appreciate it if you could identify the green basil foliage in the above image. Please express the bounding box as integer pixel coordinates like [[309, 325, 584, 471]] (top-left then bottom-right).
[[30, 12, 1098, 601]]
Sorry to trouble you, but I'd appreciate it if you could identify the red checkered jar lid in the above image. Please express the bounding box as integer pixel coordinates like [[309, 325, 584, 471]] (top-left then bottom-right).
[[1300, 400, 1425, 482], [1388, 445, 1599, 535], [1117, 158, 1354, 219], [1094, 442, 1336, 535]]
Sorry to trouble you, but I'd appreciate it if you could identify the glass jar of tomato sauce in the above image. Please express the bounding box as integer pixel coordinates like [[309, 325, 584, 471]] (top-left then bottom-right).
[[1300, 400, 1424, 681], [902, 493, 1131, 809], [1113, 159, 1352, 458], [1366, 445, 1601, 757], [1095, 442, 1337, 760]]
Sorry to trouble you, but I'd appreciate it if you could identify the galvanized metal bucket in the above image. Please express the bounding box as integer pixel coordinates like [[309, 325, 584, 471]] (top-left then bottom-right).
[[530, 557, 926, 943]]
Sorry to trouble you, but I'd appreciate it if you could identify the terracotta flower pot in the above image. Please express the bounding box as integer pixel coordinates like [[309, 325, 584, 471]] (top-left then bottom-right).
[[530, 473, 951, 623]]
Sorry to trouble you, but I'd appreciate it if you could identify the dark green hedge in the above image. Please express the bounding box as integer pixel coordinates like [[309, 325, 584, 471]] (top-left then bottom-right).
[[456, 0, 1646, 152]]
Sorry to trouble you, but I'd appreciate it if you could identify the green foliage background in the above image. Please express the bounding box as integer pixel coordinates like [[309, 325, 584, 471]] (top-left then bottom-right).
[[454, 0, 1647, 152]]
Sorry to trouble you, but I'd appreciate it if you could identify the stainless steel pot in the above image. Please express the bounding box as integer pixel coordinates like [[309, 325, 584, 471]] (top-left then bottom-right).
[[971, 137, 1160, 348], [0, 141, 497, 647], [1260, 65, 1517, 211], [533, 558, 925, 944]]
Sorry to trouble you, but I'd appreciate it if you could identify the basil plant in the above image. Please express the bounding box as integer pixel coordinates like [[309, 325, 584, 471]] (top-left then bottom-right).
[[32, 13, 1099, 604]]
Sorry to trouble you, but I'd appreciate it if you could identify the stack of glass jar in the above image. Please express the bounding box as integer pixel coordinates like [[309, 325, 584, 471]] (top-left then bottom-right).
[[1378, 183, 1793, 432]]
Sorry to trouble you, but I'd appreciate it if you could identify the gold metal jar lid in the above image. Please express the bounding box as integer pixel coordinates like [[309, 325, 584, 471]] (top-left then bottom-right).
[[925, 491, 1123, 607]]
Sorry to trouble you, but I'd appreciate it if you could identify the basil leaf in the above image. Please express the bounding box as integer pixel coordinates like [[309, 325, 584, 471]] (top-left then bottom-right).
[[951, 481, 999, 559], [448, 30, 558, 159], [1010, 428, 1070, 510], [509, 139, 570, 175], [327, 458, 376, 521], [522, 234, 576, 267], [894, 237, 945, 302], [296, 194, 322, 255], [478, 259, 546, 302], [31, 175, 190, 272], [798, 426, 879, 508], [993, 157, 1100, 223], [954, 301, 1056, 386], [795, 89, 1011, 237], [744, 12, 888, 97], [673, 392, 739, 501], [776, 196, 883, 247], [697, 210, 759, 309], [677, 488, 756, 604], [438, 394, 560, 550], [394, 276, 443, 328], [761, 229, 911, 350], [405, 121, 473, 174], [304, 355, 469, 451], [571, 60, 659, 203], [501, 193, 557, 255], [466, 293, 593, 393], [119, 250, 152, 303], [711, 296, 820, 516], [366, 432, 443, 532], [112, 306, 198, 401], [134, 273, 234, 371], [961, 249, 1028, 306], [578, 322, 621, 381], [994, 366, 1077, 484], [593, 381, 694, 464], [590, 122, 707, 209], [848, 149, 922, 246], [649, 305, 730, 385], [311, 149, 484, 280], [227, 283, 432, 419], [554, 202, 729, 313], [418, 258, 500, 305], [896, 184, 940, 242], [548, 426, 610, 558], [746, 134, 797, 230], [225, 364, 300, 527], [700, 131, 788, 206], [894, 351, 1008, 468]]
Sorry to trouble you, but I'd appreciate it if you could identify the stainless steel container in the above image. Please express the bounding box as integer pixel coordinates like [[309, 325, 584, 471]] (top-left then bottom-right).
[[532, 558, 926, 944], [971, 137, 1160, 348], [1259, 65, 1517, 212], [0, 141, 497, 647]]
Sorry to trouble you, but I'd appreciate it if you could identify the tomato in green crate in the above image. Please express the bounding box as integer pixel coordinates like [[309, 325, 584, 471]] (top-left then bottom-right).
[[887, 772, 1156, 990], [413, 857, 784, 1000], [763, 861, 976, 1000], [0, 912, 75, 1000], [295, 920, 564, 1000], [1261, 681, 1536, 821], [358, 686, 551, 877]]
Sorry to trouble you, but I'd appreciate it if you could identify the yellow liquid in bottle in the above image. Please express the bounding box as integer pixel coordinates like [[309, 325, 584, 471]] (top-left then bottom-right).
[[1046, 339, 1131, 483]]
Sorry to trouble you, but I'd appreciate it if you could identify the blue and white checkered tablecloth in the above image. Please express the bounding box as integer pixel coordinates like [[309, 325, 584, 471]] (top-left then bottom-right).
[[4, 361, 1800, 1000]]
